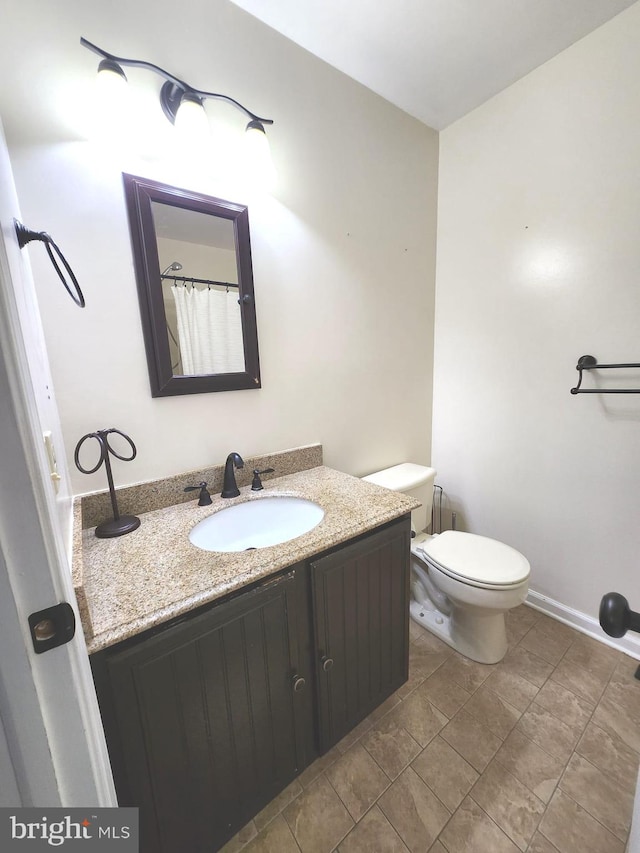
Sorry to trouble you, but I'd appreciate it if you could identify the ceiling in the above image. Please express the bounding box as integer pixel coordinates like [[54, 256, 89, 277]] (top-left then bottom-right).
[[229, 0, 637, 129]]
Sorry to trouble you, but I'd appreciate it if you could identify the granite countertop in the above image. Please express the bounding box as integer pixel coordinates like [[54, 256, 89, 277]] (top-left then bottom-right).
[[75, 465, 418, 654]]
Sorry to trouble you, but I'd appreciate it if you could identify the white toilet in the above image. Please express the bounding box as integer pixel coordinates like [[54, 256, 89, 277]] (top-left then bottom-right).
[[362, 463, 530, 664]]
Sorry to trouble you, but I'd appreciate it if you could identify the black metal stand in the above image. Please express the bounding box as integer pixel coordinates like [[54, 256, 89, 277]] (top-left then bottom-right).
[[74, 428, 140, 538]]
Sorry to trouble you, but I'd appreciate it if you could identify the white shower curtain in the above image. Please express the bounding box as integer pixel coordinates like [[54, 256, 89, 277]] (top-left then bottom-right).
[[171, 286, 245, 375]]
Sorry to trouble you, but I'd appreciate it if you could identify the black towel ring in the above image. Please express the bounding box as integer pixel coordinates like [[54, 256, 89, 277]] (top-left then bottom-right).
[[14, 219, 85, 308]]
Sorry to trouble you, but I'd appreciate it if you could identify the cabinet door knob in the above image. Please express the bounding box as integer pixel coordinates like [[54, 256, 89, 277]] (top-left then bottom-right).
[[322, 657, 334, 672], [292, 675, 306, 692]]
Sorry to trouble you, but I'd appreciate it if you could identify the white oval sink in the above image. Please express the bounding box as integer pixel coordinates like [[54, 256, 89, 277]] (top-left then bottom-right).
[[189, 496, 325, 552]]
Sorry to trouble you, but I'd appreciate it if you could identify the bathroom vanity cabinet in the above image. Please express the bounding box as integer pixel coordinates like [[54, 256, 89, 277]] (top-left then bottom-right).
[[311, 519, 410, 750], [90, 515, 410, 853]]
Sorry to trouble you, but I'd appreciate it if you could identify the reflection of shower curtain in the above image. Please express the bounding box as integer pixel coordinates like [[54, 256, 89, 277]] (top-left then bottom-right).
[[171, 286, 245, 375]]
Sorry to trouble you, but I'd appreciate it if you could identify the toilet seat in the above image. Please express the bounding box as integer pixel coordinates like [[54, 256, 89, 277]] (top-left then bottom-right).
[[414, 530, 530, 588]]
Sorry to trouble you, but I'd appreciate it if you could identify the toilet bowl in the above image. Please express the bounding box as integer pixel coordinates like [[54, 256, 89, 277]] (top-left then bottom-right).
[[362, 463, 530, 664]]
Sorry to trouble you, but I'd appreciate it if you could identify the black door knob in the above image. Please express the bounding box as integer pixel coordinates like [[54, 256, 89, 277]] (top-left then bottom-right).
[[599, 592, 640, 638]]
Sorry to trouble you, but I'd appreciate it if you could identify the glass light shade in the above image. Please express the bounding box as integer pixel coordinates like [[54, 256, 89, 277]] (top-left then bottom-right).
[[243, 121, 276, 190], [91, 59, 130, 140], [96, 59, 128, 102], [174, 94, 210, 143]]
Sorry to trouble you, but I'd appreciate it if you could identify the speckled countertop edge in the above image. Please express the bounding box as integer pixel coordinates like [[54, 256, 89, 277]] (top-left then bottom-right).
[[77, 466, 418, 655]]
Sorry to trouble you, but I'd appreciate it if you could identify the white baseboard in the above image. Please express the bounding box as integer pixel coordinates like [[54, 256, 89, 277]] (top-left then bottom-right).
[[526, 589, 640, 661]]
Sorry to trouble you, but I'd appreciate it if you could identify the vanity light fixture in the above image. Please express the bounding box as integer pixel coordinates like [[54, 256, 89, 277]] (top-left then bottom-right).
[[81, 37, 274, 177]]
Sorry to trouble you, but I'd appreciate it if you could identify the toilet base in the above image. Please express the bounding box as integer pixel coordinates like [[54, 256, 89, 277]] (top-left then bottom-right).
[[409, 598, 509, 664], [410, 597, 454, 647]]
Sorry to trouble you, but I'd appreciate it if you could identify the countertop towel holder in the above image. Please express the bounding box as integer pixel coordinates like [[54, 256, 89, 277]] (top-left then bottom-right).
[[74, 428, 141, 537], [571, 355, 640, 395]]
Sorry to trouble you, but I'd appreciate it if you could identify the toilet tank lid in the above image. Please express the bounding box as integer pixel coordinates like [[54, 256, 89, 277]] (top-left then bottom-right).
[[362, 463, 437, 492]]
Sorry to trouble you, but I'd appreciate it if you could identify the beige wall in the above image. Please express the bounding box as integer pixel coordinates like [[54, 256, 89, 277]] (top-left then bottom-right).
[[0, 0, 438, 495], [433, 3, 640, 620]]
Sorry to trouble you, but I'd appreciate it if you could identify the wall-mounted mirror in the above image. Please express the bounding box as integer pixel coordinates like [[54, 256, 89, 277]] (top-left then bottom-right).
[[123, 174, 261, 396]]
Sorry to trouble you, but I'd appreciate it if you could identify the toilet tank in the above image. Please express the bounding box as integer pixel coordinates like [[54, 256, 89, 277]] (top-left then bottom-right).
[[362, 463, 437, 533]]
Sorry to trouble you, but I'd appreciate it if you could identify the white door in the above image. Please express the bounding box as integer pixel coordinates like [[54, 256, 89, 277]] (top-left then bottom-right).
[[0, 118, 115, 807]]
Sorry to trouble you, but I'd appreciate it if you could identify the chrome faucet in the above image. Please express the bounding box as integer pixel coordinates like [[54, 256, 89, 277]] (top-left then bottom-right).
[[221, 452, 244, 498]]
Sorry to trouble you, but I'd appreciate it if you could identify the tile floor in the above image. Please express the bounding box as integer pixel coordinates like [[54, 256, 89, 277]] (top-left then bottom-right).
[[221, 605, 640, 853]]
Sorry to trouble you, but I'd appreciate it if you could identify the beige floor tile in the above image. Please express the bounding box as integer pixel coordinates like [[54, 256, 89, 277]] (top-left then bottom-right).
[[242, 815, 300, 853], [219, 819, 258, 853], [295, 747, 340, 789], [253, 780, 303, 832], [507, 620, 533, 648], [439, 795, 519, 853], [408, 637, 450, 671], [338, 806, 409, 853], [283, 774, 354, 853], [396, 644, 450, 699], [470, 759, 545, 851], [494, 728, 564, 804], [610, 653, 640, 684], [538, 789, 625, 853], [527, 830, 560, 852], [562, 635, 621, 681], [508, 623, 538, 642], [592, 681, 640, 753], [519, 625, 572, 666], [510, 604, 541, 627], [534, 614, 579, 645], [515, 703, 579, 763], [483, 666, 539, 712], [411, 735, 479, 812], [549, 658, 609, 706], [335, 715, 374, 755], [534, 680, 594, 734], [462, 684, 521, 740], [378, 766, 450, 852], [437, 654, 495, 693], [388, 689, 448, 747], [326, 742, 391, 822], [417, 668, 471, 718], [413, 628, 454, 656], [360, 712, 422, 780], [440, 709, 502, 772], [502, 646, 555, 688], [409, 618, 427, 643], [366, 693, 402, 725], [429, 842, 447, 853], [575, 721, 640, 793], [559, 753, 633, 842]]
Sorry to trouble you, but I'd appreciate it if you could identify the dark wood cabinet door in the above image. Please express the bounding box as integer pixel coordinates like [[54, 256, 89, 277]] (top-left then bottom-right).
[[94, 566, 313, 853], [310, 516, 411, 751]]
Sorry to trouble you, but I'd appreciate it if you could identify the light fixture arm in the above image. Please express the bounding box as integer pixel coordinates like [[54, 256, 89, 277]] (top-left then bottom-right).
[[80, 37, 273, 126]]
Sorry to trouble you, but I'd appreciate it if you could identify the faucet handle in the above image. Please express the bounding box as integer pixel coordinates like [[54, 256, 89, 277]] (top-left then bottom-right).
[[184, 482, 212, 506], [251, 468, 275, 491]]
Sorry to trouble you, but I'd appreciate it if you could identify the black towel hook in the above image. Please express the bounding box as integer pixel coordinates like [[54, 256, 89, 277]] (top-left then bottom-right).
[[14, 219, 85, 308]]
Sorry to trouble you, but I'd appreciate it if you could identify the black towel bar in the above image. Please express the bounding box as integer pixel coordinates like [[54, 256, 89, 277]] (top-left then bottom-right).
[[571, 355, 640, 395]]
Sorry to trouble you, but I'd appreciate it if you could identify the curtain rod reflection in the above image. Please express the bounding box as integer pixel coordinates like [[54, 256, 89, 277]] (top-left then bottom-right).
[[161, 272, 239, 290]]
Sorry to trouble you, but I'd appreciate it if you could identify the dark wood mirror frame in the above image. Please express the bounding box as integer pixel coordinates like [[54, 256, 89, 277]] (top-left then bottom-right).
[[123, 173, 261, 397]]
